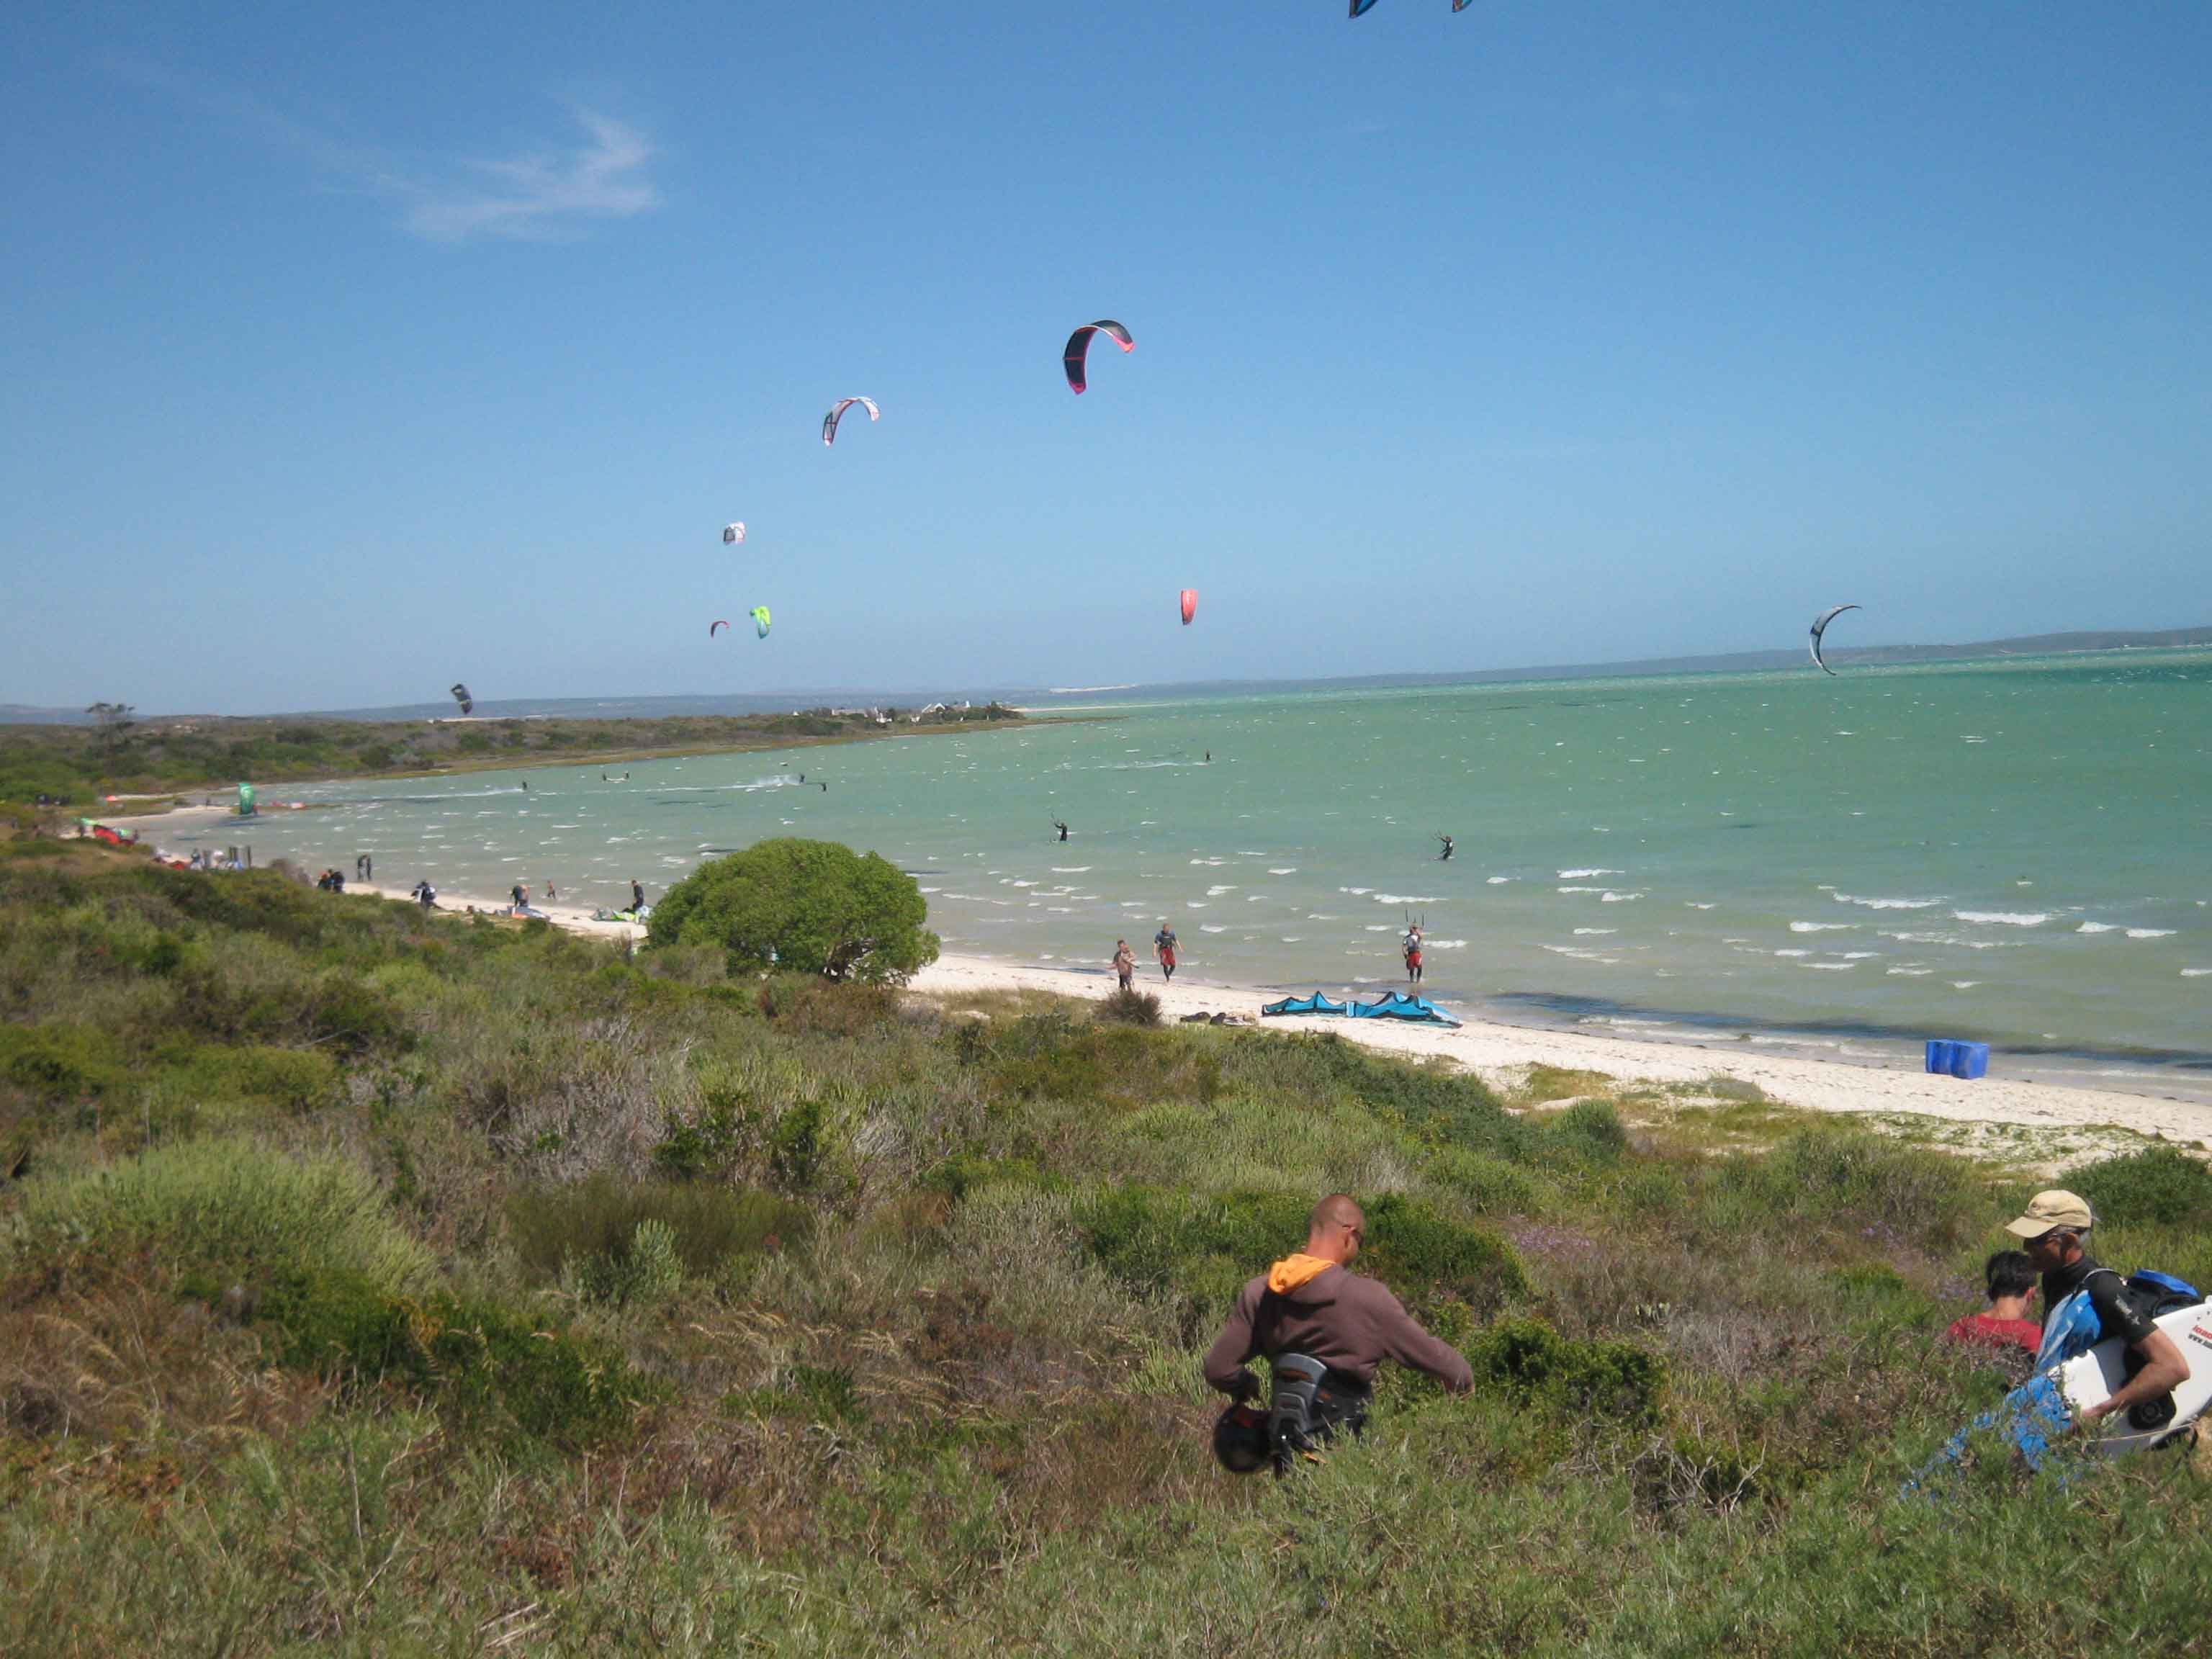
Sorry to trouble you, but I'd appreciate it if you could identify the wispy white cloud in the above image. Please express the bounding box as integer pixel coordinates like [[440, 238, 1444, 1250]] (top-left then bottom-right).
[[120, 63, 659, 244], [404, 113, 658, 242]]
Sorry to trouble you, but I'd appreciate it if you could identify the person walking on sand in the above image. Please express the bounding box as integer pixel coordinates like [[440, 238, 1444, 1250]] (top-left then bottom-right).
[[544, 880, 556, 902], [1113, 938, 1136, 992], [1154, 921, 1179, 983]]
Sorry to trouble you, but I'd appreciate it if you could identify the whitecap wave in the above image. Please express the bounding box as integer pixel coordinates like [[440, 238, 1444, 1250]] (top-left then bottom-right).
[[1373, 894, 1437, 905], [1832, 893, 1941, 909], [2128, 928, 2176, 939], [1789, 921, 1856, 933], [1557, 868, 1624, 879], [2077, 922, 2117, 934], [1954, 910, 2049, 927]]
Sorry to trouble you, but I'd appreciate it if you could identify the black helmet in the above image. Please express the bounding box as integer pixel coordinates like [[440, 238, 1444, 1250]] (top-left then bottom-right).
[[1213, 1401, 1272, 1474]]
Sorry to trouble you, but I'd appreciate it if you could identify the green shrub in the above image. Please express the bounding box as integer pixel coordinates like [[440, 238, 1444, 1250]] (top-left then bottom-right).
[[1464, 1316, 1664, 1425], [1708, 1128, 1986, 1249], [990, 1022, 1221, 1109], [2070, 1144, 2212, 1227], [647, 838, 940, 984], [1544, 1098, 1629, 1165], [561, 1218, 687, 1307], [1094, 986, 1162, 1028], [508, 1174, 806, 1284], [11, 1137, 432, 1299], [0, 1024, 127, 1102], [1223, 1034, 1530, 1163]]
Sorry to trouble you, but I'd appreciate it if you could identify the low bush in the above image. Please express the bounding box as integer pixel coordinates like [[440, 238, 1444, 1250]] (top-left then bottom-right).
[[1463, 1315, 1665, 1426], [1094, 986, 1162, 1028], [10, 1137, 433, 1301], [1707, 1127, 1987, 1249], [508, 1174, 806, 1285], [0, 1023, 127, 1102], [2069, 1143, 2212, 1227], [1542, 1098, 1629, 1165]]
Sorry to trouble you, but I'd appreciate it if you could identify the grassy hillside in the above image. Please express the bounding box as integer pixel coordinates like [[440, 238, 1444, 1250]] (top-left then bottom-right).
[[2, 840, 2209, 1655], [0, 704, 1025, 809]]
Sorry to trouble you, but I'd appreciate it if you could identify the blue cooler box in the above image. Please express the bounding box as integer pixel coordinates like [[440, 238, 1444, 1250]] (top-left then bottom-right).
[[1925, 1040, 1990, 1079]]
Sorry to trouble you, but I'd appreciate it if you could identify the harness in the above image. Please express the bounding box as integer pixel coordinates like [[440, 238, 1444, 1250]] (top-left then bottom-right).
[[1264, 1352, 1372, 1473]]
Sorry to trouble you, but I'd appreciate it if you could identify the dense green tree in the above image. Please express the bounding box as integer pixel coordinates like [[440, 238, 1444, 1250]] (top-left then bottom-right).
[[646, 837, 939, 984]]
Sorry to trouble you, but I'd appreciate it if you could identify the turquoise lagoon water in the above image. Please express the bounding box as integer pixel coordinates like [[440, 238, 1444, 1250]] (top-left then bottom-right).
[[180, 652, 2212, 1102]]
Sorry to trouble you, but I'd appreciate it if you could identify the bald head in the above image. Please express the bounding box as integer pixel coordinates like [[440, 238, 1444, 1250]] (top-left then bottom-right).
[[1306, 1193, 1365, 1264]]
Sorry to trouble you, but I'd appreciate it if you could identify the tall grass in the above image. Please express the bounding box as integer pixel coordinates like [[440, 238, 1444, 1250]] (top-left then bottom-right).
[[2, 848, 2207, 1654]]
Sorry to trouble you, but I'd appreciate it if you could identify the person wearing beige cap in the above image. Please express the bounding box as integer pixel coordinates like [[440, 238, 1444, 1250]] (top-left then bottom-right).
[[2004, 1189, 2189, 1426]]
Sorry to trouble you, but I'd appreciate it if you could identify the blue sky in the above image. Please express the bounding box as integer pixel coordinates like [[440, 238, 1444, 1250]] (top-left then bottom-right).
[[4, 2, 2208, 714]]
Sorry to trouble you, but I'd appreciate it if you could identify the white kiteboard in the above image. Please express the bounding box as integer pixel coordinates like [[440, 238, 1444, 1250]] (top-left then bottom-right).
[[2058, 1298, 2212, 1457]]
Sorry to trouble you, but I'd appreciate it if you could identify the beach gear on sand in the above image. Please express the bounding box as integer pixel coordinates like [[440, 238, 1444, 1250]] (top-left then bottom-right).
[[1261, 991, 1460, 1027]]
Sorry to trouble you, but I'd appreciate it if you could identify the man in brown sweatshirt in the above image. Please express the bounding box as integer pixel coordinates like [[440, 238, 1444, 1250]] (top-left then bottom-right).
[[1203, 1193, 1475, 1411]]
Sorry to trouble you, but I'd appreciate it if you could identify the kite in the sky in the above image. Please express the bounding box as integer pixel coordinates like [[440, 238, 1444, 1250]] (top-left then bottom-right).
[[709, 619, 730, 638], [723, 523, 745, 545], [1351, 1, 1474, 13], [1179, 589, 1197, 626], [1809, 604, 1861, 675], [1064, 320, 1134, 394], [822, 397, 879, 446], [750, 606, 772, 639], [449, 683, 473, 716]]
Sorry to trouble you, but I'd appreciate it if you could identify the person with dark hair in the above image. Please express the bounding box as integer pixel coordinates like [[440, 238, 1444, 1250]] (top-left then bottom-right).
[[1946, 1250, 2041, 1357], [1204, 1194, 1472, 1474], [2007, 1190, 2190, 1429]]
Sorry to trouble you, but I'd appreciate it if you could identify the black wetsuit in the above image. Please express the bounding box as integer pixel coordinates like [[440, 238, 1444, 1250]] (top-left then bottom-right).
[[2042, 1254, 2157, 1349]]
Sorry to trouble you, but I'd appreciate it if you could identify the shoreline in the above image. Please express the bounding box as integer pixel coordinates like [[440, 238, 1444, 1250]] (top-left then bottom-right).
[[101, 809, 2212, 1146]]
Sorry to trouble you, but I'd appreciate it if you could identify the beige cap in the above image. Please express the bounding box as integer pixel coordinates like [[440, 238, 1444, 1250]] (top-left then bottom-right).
[[2004, 1189, 2095, 1238]]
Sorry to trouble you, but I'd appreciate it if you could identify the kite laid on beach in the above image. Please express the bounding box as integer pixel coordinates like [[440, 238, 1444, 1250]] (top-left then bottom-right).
[[1063, 320, 1134, 395], [822, 397, 879, 446], [1809, 604, 1861, 676], [1179, 589, 1197, 626], [449, 683, 473, 717], [723, 523, 745, 545], [750, 606, 772, 639], [709, 619, 730, 638]]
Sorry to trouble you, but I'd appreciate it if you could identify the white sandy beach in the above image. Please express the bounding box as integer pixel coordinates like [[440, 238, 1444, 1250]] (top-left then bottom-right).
[[102, 804, 2212, 1150]]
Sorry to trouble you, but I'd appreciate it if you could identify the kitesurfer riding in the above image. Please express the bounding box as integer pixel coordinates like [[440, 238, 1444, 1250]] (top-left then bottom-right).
[[1053, 819, 1069, 842], [1205, 1195, 1473, 1475], [1437, 834, 1454, 862], [2007, 1190, 2189, 1429]]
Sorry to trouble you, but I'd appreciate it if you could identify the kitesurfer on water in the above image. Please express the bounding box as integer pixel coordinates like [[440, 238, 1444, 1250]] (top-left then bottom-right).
[[2006, 1190, 2188, 1428], [1437, 834, 1453, 862], [1204, 1195, 1472, 1475], [1053, 819, 1069, 842]]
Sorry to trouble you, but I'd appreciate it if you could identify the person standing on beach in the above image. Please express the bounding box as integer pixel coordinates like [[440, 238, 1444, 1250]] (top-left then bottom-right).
[[631, 878, 646, 914], [544, 881, 557, 902], [1403, 926, 1424, 986], [1113, 938, 1136, 991], [363, 852, 372, 881], [1154, 922, 1178, 983], [511, 881, 526, 912]]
